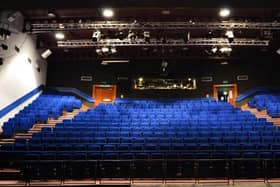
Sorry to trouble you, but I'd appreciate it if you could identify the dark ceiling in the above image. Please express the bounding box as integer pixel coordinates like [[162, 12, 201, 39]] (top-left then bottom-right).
[[15, 4, 280, 61]]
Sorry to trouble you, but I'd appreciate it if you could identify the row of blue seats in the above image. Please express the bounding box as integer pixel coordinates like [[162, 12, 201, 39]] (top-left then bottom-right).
[[33, 130, 280, 139], [0, 150, 278, 160], [25, 136, 280, 145], [1, 94, 82, 137], [249, 93, 280, 117]]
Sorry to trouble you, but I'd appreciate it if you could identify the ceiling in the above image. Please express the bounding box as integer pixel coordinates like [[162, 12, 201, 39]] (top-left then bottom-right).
[[18, 6, 280, 61]]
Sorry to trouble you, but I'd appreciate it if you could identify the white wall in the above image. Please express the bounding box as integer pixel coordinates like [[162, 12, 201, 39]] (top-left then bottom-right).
[[0, 33, 47, 110], [0, 12, 47, 127]]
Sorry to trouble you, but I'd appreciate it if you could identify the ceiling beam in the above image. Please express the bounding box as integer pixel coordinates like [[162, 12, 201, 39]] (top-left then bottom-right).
[[28, 21, 280, 33], [57, 38, 269, 48]]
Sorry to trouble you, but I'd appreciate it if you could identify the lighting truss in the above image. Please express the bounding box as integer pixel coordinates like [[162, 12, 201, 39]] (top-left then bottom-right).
[[28, 21, 280, 33], [57, 38, 269, 48]]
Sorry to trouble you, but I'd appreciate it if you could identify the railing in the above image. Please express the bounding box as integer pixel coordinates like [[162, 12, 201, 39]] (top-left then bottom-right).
[[0, 158, 278, 183], [236, 86, 280, 103], [48, 87, 94, 103]]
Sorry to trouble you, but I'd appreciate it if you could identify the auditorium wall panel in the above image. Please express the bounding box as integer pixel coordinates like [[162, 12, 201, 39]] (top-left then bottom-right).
[[0, 32, 47, 122], [46, 59, 280, 98]]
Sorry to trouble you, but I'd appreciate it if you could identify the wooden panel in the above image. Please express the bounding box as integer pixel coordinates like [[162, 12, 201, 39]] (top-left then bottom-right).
[[213, 83, 238, 107], [92, 84, 117, 106]]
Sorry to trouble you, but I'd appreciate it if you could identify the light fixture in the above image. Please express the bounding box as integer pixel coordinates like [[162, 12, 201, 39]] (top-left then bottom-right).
[[95, 48, 102, 55], [211, 46, 218, 54], [102, 8, 114, 18], [220, 61, 228, 65], [41, 49, 52, 59], [144, 31, 150, 43], [101, 46, 109, 53], [101, 60, 129, 65], [47, 11, 56, 18], [128, 30, 137, 43], [276, 48, 280, 55], [219, 8, 230, 17], [116, 30, 126, 40], [207, 30, 214, 38], [220, 46, 232, 53], [110, 47, 117, 54], [92, 30, 101, 42], [138, 77, 143, 82], [225, 30, 234, 43], [55, 32, 65, 40], [161, 60, 168, 72], [184, 31, 191, 42]]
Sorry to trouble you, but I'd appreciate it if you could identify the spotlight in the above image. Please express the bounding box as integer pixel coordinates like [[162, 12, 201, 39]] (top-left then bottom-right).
[[101, 46, 109, 53], [95, 48, 102, 55], [92, 30, 101, 42], [211, 46, 218, 54], [116, 30, 126, 40], [161, 60, 168, 72], [47, 11, 56, 18], [225, 30, 234, 43], [207, 30, 214, 38], [55, 32, 65, 40], [110, 47, 117, 54], [41, 49, 52, 59], [1, 43, 8, 50], [219, 46, 232, 53], [128, 30, 137, 43], [219, 8, 230, 17], [102, 8, 114, 18], [144, 31, 150, 43], [184, 31, 190, 42]]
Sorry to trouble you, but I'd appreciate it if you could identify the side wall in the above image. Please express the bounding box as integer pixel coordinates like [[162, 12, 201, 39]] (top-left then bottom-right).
[[0, 12, 47, 127]]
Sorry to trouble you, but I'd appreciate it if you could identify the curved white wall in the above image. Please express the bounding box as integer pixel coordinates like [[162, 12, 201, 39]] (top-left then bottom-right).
[[0, 33, 47, 111]]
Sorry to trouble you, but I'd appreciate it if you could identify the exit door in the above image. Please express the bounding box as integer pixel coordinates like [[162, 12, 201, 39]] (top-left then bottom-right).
[[213, 84, 238, 106], [92, 84, 117, 106]]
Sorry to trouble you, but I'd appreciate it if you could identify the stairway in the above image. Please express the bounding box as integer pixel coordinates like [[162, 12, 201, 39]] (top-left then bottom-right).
[[242, 104, 280, 125], [0, 107, 85, 145]]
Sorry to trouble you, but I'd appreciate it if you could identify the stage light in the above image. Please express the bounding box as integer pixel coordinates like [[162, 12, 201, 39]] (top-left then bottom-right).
[[41, 49, 52, 59], [225, 30, 234, 43], [110, 47, 117, 54], [207, 30, 214, 38], [211, 46, 218, 54], [102, 8, 114, 18], [220, 46, 232, 53], [184, 31, 190, 42], [128, 30, 137, 43], [92, 30, 101, 42], [161, 60, 168, 72], [47, 11, 56, 18], [101, 46, 109, 53], [219, 8, 230, 17], [116, 30, 126, 40], [144, 31, 150, 43], [55, 32, 65, 40]]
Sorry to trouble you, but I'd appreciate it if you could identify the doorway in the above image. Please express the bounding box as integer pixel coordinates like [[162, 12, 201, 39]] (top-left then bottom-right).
[[92, 84, 117, 106], [213, 84, 238, 106]]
